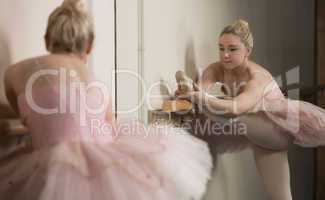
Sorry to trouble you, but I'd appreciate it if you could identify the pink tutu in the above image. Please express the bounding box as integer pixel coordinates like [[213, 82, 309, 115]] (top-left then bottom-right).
[[0, 83, 212, 200], [197, 79, 325, 153], [255, 80, 325, 147]]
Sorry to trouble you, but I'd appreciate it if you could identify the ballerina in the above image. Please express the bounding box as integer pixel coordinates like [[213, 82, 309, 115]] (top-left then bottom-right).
[[175, 19, 325, 200], [0, 1, 212, 199]]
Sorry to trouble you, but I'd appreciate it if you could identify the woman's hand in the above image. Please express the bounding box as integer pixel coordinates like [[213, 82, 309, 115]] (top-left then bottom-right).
[[189, 90, 206, 104], [174, 84, 193, 98], [178, 82, 207, 104], [190, 83, 238, 116]]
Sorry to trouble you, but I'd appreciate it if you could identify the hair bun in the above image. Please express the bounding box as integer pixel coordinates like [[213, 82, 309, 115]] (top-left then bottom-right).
[[233, 19, 250, 30], [46, 0, 94, 54], [61, 0, 87, 12]]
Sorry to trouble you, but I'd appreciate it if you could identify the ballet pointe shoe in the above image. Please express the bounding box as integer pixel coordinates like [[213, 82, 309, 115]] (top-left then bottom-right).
[[175, 70, 194, 95]]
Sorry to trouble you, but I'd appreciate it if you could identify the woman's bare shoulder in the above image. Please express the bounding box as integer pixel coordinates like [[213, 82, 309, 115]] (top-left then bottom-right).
[[202, 62, 223, 79], [6, 55, 49, 73], [204, 62, 222, 72], [247, 61, 273, 81], [5, 55, 52, 88]]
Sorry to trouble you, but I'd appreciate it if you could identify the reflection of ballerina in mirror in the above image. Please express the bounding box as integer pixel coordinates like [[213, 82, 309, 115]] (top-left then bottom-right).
[[176, 19, 325, 200], [0, 0, 212, 199]]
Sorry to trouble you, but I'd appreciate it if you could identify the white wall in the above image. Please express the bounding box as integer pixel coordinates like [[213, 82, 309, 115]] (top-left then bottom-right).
[[91, 0, 115, 106], [115, 0, 141, 120], [0, 0, 61, 104], [0, 0, 115, 107]]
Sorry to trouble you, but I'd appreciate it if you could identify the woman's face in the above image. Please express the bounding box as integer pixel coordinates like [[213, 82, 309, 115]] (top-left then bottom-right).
[[218, 33, 251, 70]]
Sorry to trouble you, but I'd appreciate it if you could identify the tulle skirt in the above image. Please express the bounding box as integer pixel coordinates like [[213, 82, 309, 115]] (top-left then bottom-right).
[[0, 121, 212, 200], [263, 99, 325, 147]]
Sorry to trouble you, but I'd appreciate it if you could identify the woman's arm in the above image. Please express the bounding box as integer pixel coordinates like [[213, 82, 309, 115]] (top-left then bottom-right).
[[193, 69, 273, 116]]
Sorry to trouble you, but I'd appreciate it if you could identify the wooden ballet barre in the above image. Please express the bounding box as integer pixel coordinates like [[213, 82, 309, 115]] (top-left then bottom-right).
[[161, 99, 193, 113], [280, 83, 325, 99]]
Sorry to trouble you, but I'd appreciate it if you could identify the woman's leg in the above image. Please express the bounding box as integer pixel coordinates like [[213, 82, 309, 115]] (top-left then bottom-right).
[[238, 112, 292, 199], [239, 112, 292, 150], [252, 145, 292, 200]]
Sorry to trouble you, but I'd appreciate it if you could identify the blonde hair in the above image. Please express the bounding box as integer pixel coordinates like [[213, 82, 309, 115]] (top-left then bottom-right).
[[220, 19, 253, 49], [45, 0, 94, 54]]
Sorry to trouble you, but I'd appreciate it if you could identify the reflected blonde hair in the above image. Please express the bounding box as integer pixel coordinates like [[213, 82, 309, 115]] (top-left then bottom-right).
[[220, 19, 253, 50], [45, 0, 94, 54]]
